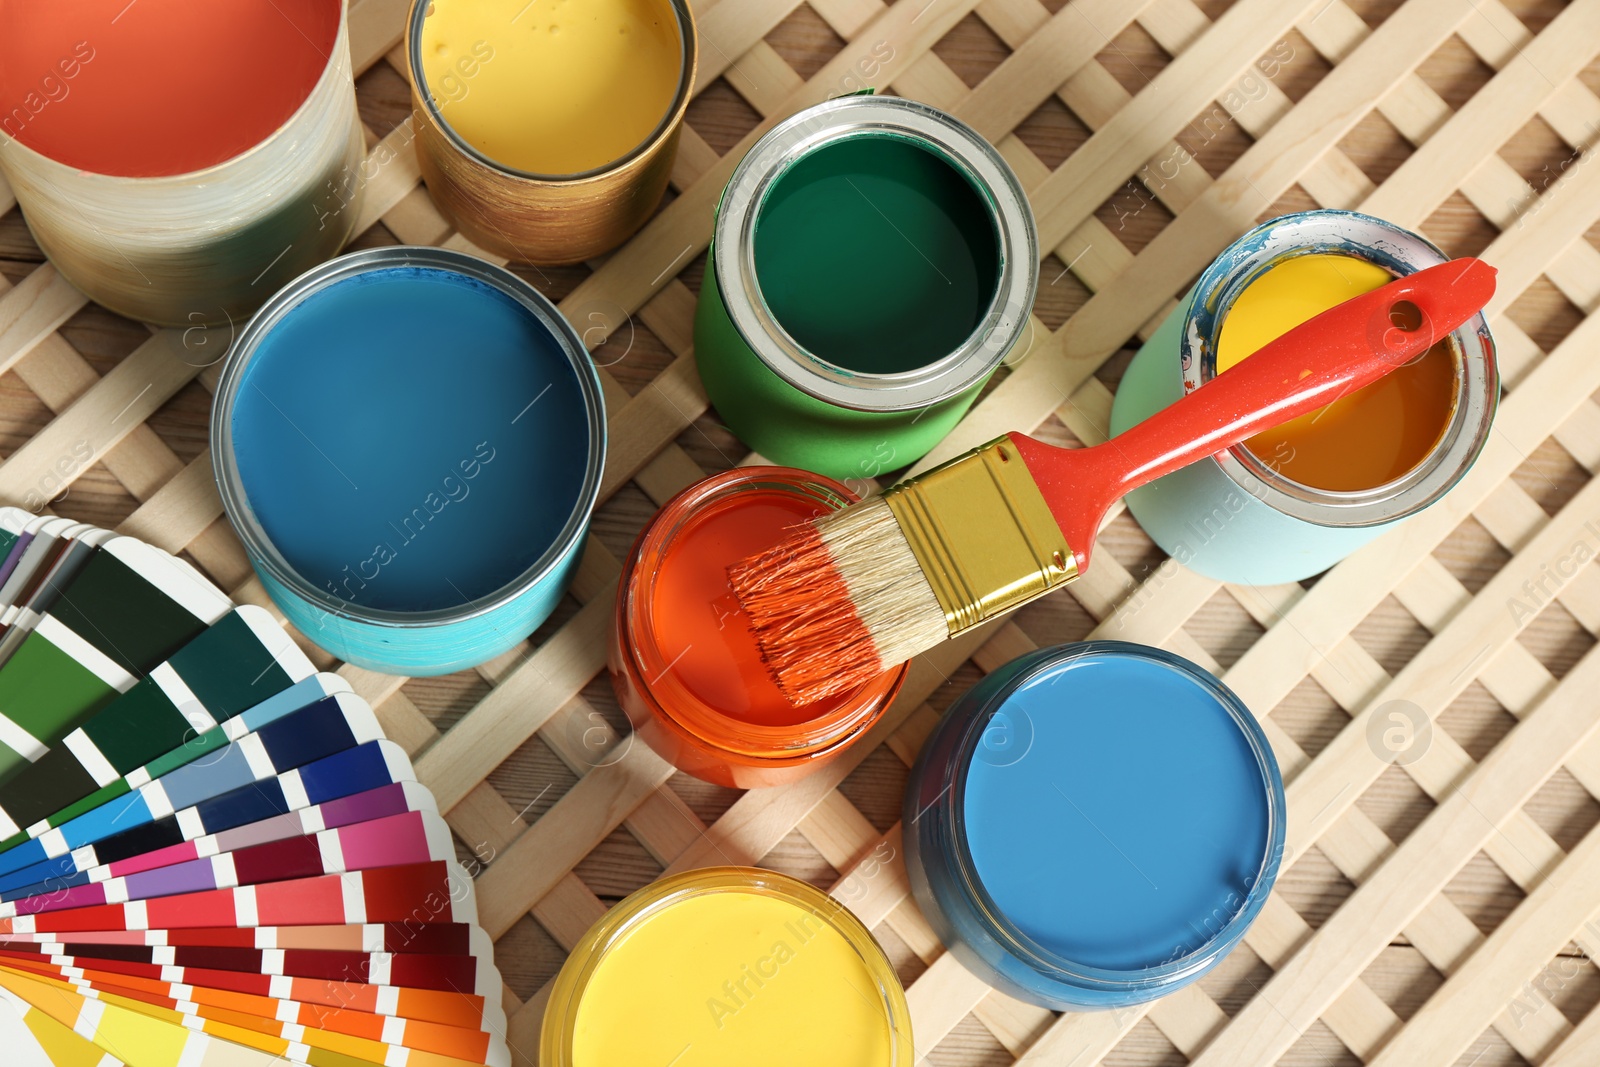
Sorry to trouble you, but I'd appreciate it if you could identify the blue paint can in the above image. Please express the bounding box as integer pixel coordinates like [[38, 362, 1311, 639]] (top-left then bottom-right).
[[212, 246, 606, 675], [904, 641, 1285, 1009]]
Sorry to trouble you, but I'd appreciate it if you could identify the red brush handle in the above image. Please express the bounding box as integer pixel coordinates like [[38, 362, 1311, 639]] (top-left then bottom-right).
[[1010, 256, 1497, 567]]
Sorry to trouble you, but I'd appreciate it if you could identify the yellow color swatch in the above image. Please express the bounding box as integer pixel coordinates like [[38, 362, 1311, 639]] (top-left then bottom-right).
[[92, 1006, 190, 1067], [18, 1000, 114, 1067]]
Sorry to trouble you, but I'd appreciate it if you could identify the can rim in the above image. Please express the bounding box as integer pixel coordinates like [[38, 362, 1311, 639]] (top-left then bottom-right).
[[935, 641, 1286, 993], [209, 245, 607, 629], [406, 0, 698, 184], [1182, 209, 1499, 528], [713, 96, 1040, 413]]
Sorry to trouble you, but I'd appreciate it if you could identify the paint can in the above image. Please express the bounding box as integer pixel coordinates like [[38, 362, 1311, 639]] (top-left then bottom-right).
[[0, 0, 363, 327], [696, 95, 1038, 482], [610, 466, 907, 789], [543, 867, 913, 1065], [904, 641, 1285, 1010], [406, 0, 697, 265], [211, 246, 606, 676], [1109, 210, 1498, 585]]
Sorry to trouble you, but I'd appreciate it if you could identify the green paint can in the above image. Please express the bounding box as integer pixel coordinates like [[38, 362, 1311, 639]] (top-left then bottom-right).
[[696, 96, 1037, 482]]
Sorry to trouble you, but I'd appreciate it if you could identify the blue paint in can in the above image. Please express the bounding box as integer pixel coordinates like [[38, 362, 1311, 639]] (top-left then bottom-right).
[[212, 247, 605, 675], [904, 641, 1284, 1009]]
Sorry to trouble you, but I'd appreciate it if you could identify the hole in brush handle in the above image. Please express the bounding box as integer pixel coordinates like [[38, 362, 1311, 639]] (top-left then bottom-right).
[[1371, 295, 1441, 369], [1388, 300, 1423, 331]]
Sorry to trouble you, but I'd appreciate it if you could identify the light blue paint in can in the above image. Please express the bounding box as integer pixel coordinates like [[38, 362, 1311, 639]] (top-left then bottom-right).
[[211, 246, 605, 675], [1109, 210, 1497, 585], [903, 641, 1285, 1010]]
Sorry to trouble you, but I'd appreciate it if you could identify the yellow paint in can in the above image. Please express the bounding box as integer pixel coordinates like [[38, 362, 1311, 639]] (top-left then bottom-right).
[[1216, 253, 1458, 492], [419, 0, 683, 176], [545, 871, 911, 1067]]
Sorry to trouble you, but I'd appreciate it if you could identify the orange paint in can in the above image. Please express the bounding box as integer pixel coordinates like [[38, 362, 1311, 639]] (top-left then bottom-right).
[[0, 0, 340, 177]]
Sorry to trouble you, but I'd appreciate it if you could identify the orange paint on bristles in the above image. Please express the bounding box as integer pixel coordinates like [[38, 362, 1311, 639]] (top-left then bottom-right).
[[725, 521, 884, 704]]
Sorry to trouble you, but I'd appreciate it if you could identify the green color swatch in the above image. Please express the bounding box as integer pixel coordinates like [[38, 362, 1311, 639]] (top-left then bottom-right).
[[0, 636, 117, 780], [0, 610, 298, 830], [49, 550, 210, 674]]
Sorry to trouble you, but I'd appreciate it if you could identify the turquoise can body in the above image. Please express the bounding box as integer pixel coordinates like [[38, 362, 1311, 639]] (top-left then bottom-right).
[[211, 247, 606, 677], [903, 642, 1285, 1010], [1110, 210, 1498, 586], [256, 529, 584, 676]]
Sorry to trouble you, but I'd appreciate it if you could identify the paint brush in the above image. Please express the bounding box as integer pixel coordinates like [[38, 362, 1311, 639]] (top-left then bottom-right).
[[729, 257, 1498, 705]]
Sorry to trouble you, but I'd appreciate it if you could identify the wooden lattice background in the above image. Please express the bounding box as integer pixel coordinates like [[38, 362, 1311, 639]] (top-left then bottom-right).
[[4, 0, 1600, 1063]]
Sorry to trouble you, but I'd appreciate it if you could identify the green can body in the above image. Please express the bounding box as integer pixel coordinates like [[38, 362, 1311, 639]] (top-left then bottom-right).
[[695, 258, 986, 482], [694, 96, 1038, 483]]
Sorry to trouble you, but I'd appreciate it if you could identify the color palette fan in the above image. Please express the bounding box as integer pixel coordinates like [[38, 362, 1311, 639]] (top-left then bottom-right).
[[0, 515, 511, 1067]]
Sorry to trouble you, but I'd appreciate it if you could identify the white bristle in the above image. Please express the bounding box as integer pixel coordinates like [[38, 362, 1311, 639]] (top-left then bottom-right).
[[815, 496, 948, 670]]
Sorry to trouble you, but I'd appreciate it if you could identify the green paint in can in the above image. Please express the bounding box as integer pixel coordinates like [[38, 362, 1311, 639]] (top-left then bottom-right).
[[754, 137, 999, 373], [697, 96, 1037, 482]]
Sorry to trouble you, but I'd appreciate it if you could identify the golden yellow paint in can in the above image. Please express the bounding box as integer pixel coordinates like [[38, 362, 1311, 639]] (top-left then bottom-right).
[[407, 0, 695, 264], [1214, 253, 1458, 492]]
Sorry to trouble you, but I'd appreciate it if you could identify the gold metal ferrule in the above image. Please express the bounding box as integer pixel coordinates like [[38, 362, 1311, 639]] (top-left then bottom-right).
[[883, 437, 1077, 636]]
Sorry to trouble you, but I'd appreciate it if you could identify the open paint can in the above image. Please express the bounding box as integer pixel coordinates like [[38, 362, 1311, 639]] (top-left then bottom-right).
[[904, 642, 1285, 1010], [0, 0, 363, 326], [1109, 210, 1498, 585], [697, 95, 1038, 481], [407, 0, 697, 264], [610, 466, 907, 788], [212, 247, 605, 676], [543, 867, 913, 1065]]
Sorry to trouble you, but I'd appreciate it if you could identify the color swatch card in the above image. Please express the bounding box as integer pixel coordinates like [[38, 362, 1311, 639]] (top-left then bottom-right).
[[0, 986, 110, 1067], [0, 536, 233, 784], [0, 947, 500, 1031], [0, 921, 474, 955], [0, 606, 317, 840], [0, 935, 497, 994], [0, 523, 509, 1067], [0, 860, 477, 933], [0, 958, 500, 1064], [0, 523, 113, 648], [0, 775, 428, 899], [7, 671, 352, 856], [0, 727, 407, 885], [0, 524, 116, 634], [0, 965, 500, 1067], [0, 739, 414, 893], [1, 808, 455, 916], [0, 509, 37, 587], [0, 518, 86, 620]]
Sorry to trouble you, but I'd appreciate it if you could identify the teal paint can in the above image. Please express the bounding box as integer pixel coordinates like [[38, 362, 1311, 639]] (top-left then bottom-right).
[[1109, 211, 1498, 585], [696, 96, 1038, 482], [212, 246, 606, 676]]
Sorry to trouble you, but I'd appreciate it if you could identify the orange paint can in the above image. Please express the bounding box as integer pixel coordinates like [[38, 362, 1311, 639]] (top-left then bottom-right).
[[609, 467, 907, 789]]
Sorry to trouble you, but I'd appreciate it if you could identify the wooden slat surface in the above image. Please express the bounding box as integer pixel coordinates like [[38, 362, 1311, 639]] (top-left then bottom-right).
[[3, 1, 1600, 1064]]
